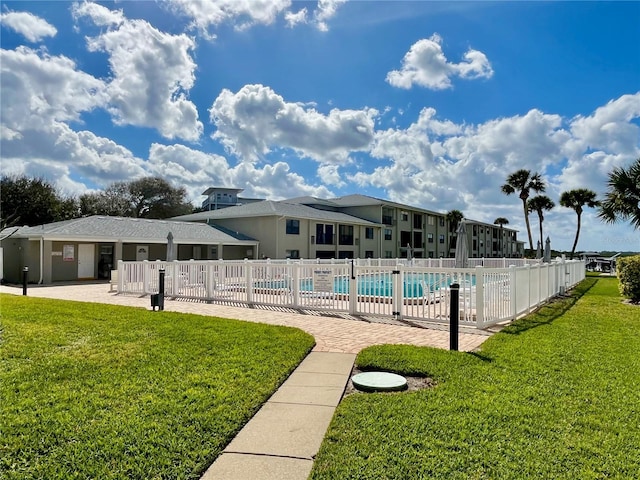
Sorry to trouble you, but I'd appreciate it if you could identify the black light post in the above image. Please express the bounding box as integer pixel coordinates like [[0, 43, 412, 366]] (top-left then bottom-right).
[[22, 266, 29, 296], [158, 267, 165, 311], [449, 283, 459, 351]]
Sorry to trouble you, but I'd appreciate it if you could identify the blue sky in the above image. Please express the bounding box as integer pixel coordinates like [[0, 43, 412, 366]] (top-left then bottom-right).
[[1, 1, 639, 252]]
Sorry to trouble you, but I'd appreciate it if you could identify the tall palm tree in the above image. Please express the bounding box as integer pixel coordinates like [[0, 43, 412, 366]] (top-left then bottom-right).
[[598, 158, 640, 230], [493, 217, 509, 255], [559, 188, 599, 259], [501, 169, 546, 251], [527, 195, 555, 247], [446, 209, 464, 253]]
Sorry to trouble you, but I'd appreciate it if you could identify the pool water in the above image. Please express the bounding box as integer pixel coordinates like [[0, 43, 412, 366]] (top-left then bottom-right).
[[256, 273, 474, 298]]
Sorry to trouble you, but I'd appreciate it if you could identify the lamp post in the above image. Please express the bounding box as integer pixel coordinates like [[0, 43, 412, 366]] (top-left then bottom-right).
[[22, 266, 29, 296]]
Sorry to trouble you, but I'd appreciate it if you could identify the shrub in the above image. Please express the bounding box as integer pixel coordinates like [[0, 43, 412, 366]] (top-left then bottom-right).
[[617, 254, 640, 302]]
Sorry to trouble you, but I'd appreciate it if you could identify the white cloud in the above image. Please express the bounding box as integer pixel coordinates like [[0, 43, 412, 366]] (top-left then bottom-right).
[[317, 164, 345, 187], [0, 10, 57, 42], [0, 46, 108, 131], [1, 121, 146, 195], [147, 143, 333, 203], [285, 8, 308, 28], [164, 0, 292, 36], [314, 0, 347, 31], [76, 3, 203, 141], [71, 1, 124, 27], [209, 84, 377, 164], [386, 33, 493, 90]]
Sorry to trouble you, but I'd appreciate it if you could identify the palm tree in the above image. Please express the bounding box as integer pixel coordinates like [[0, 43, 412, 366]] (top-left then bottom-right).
[[559, 188, 599, 259], [446, 209, 464, 253], [598, 158, 640, 230], [501, 169, 546, 251], [493, 217, 509, 255], [527, 195, 555, 247]]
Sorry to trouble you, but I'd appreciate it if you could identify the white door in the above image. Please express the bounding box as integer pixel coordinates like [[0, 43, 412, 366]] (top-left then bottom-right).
[[78, 244, 95, 279]]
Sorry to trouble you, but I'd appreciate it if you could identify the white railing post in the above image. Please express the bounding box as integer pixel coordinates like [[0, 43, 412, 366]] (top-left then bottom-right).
[[117, 260, 124, 293], [292, 263, 300, 307], [392, 265, 403, 319], [245, 259, 253, 304], [142, 260, 150, 295], [509, 265, 517, 320], [526, 264, 532, 314], [206, 262, 214, 299], [348, 261, 358, 315], [475, 266, 484, 327]]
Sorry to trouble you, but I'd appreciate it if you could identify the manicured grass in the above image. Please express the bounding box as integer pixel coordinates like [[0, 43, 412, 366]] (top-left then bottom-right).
[[311, 277, 640, 479], [0, 295, 314, 480]]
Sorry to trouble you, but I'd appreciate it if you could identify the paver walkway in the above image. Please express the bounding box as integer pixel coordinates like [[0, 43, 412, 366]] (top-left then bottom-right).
[[1, 282, 493, 479]]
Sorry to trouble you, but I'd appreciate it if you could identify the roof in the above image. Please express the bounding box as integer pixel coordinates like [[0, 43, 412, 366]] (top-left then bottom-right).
[[331, 194, 445, 216], [172, 200, 380, 225], [2, 216, 258, 245], [202, 187, 244, 196]]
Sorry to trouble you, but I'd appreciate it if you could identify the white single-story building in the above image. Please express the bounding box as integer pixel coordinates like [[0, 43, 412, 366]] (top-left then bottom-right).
[[0, 216, 258, 284]]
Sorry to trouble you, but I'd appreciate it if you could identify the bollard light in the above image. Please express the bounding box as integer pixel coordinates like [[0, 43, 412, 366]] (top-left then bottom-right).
[[22, 266, 29, 296], [449, 283, 459, 351]]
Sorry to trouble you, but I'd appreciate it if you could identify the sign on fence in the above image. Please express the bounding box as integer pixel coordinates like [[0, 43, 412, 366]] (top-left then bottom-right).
[[313, 269, 334, 292]]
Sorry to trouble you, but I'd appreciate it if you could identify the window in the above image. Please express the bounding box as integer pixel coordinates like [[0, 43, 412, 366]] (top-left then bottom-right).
[[439, 234, 445, 244], [385, 250, 393, 258], [413, 214, 422, 229], [428, 250, 435, 258], [316, 224, 334, 244], [427, 233, 434, 243], [473, 239, 477, 250], [365, 227, 374, 239], [401, 211, 409, 222], [428, 215, 435, 226], [439, 217, 445, 227], [400, 231, 411, 245], [382, 207, 394, 225], [338, 250, 352, 259], [286, 249, 300, 259], [339, 225, 354, 245], [384, 229, 392, 241], [286, 219, 300, 235], [365, 250, 374, 258]]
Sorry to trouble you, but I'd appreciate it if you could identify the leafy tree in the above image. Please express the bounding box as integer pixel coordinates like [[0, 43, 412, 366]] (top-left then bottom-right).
[[79, 177, 192, 219], [446, 209, 464, 252], [527, 195, 555, 246], [493, 217, 509, 254], [559, 188, 599, 259], [446, 209, 464, 232], [79, 183, 132, 217], [0, 175, 77, 228], [598, 158, 640, 230], [501, 169, 546, 251]]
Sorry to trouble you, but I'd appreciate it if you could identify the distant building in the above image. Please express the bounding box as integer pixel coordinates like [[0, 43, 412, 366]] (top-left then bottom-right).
[[201, 187, 264, 210], [176, 192, 525, 260]]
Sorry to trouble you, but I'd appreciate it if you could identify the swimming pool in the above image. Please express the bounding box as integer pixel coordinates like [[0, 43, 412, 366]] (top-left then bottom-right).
[[255, 273, 475, 298]]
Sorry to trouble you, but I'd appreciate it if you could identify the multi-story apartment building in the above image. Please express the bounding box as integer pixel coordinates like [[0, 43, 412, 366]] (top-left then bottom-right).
[[174, 189, 525, 260]]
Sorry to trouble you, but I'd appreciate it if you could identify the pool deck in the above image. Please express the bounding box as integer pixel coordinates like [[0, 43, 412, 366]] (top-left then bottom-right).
[[1, 282, 493, 480]]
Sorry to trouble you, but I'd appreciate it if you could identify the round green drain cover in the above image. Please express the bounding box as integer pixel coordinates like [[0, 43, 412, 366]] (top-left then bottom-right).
[[352, 371, 407, 392]]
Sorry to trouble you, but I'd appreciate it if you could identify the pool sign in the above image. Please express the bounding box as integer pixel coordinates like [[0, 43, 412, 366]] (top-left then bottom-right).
[[313, 269, 333, 292]]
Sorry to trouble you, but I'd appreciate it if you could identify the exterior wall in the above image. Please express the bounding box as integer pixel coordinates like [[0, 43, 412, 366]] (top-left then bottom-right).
[[49, 241, 95, 282], [0, 237, 27, 283]]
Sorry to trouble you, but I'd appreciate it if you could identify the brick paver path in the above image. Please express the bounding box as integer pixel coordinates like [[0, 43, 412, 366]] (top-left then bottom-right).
[[1, 283, 491, 353]]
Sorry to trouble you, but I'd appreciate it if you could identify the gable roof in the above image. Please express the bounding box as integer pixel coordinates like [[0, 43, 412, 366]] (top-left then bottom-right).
[[3, 216, 257, 245], [172, 200, 380, 225]]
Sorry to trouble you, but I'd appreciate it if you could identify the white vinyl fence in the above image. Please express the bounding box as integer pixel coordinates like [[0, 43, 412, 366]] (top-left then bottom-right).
[[117, 257, 585, 329]]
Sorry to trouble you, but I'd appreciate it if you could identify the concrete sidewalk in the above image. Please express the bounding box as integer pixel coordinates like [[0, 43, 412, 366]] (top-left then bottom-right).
[[201, 352, 355, 480], [1, 283, 492, 479]]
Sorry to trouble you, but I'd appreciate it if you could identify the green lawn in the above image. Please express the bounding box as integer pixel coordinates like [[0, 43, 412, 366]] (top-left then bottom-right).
[[0, 295, 314, 480], [311, 276, 640, 479]]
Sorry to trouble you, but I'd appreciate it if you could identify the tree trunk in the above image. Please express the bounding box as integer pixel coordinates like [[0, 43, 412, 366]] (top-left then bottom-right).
[[570, 212, 581, 259], [523, 199, 534, 251], [538, 214, 543, 249]]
